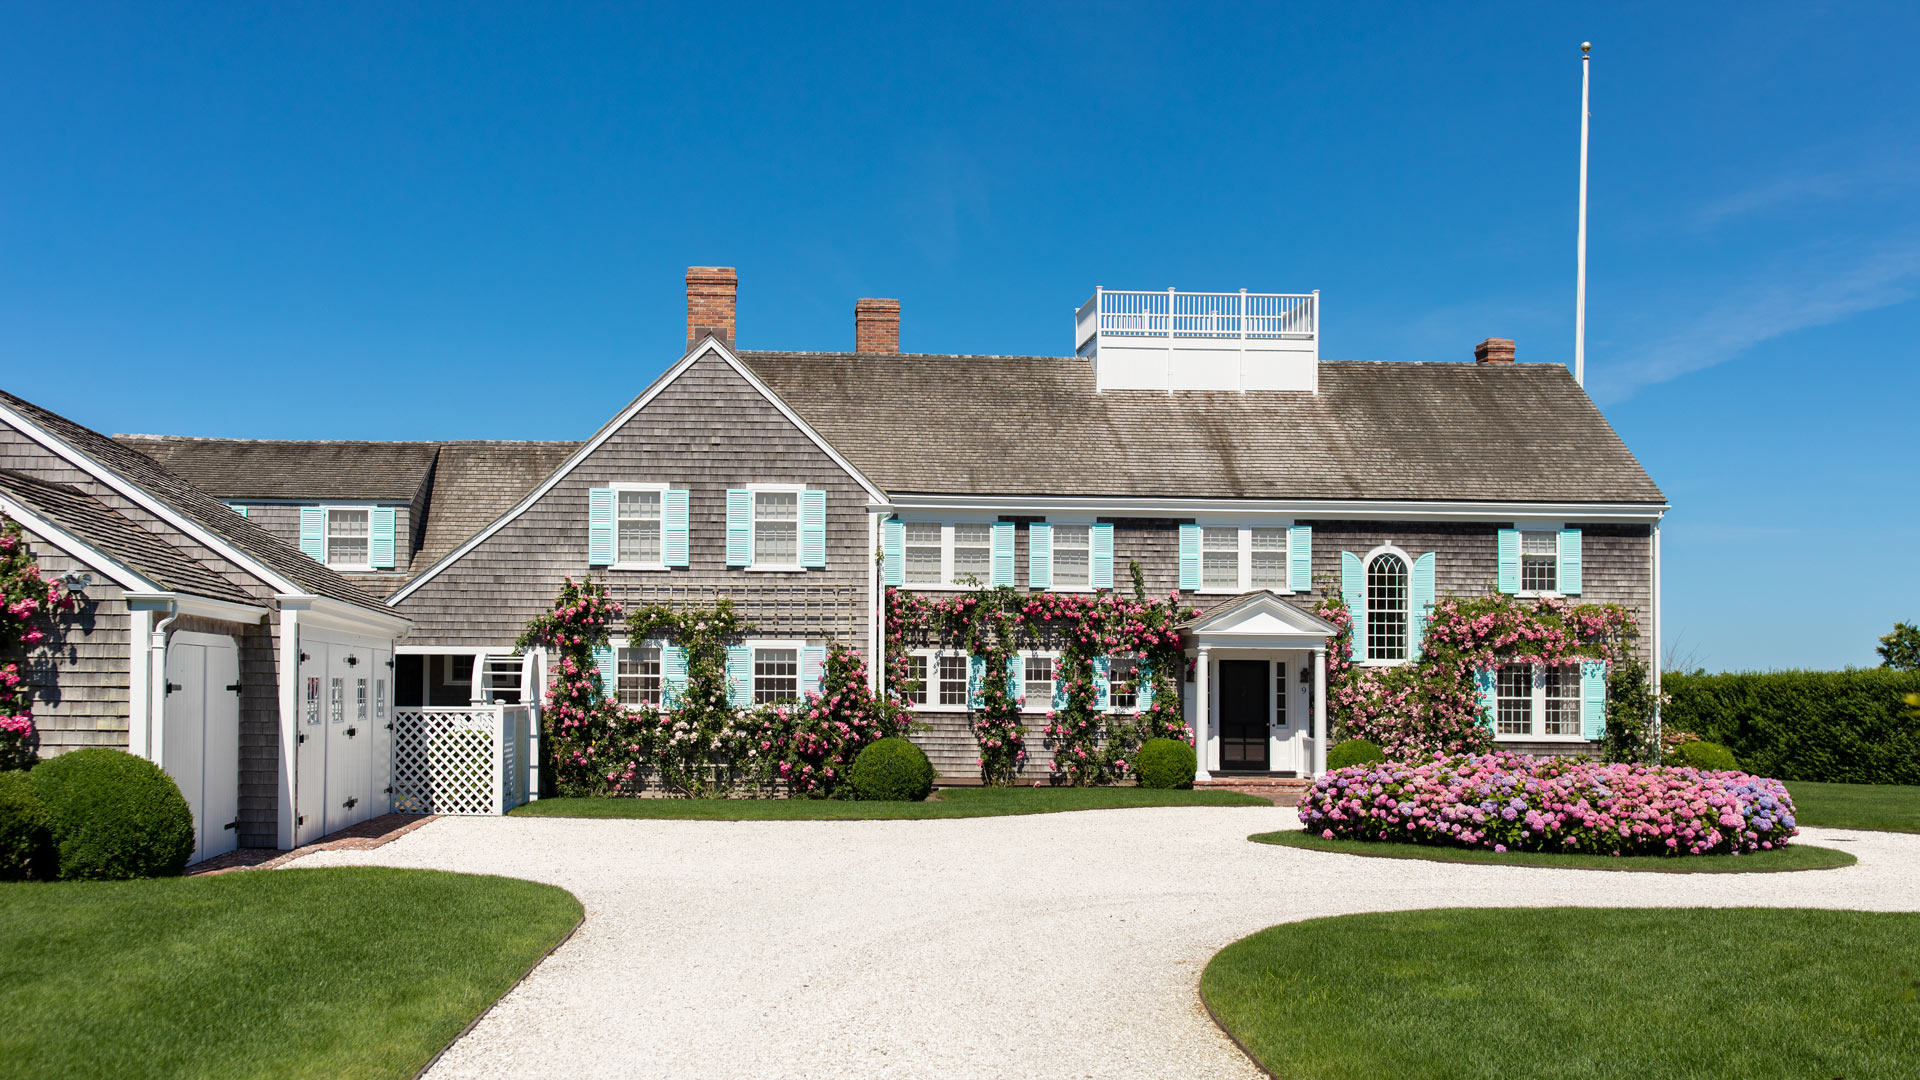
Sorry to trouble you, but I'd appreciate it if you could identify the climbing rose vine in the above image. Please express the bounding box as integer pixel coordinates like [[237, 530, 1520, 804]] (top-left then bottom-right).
[[1, 514, 77, 770]]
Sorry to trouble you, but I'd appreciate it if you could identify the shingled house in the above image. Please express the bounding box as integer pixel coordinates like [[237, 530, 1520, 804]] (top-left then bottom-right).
[[98, 267, 1665, 785]]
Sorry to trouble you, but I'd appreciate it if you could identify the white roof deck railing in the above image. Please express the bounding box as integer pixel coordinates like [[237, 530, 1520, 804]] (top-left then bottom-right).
[[1076, 288, 1317, 355]]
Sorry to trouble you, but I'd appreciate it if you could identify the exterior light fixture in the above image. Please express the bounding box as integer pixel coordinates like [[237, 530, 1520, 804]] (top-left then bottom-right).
[[60, 571, 91, 594]]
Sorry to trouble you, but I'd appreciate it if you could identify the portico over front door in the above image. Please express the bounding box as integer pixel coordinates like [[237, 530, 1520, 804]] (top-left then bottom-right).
[[1218, 659, 1269, 771]]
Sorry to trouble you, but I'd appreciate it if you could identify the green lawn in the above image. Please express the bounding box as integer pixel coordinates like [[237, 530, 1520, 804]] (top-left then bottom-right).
[[511, 785, 1270, 819], [1787, 780, 1920, 833], [1251, 829, 1854, 872], [1203, 908, 1920, 1080], [0, 867, 581, 1080]]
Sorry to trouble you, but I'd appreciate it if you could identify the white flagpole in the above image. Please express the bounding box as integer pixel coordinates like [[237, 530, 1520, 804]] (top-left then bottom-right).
[[1575, 41, 1591, 387]]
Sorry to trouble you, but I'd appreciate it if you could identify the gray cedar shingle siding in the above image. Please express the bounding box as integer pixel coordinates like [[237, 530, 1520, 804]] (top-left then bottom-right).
[[413, 442, 581, 571], [11, 525, 132, 756], [392, 351, 873, 649], [236, 501, 416, 595]]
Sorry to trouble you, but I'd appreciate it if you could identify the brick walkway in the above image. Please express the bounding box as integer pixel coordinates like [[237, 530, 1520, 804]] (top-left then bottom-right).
[[187, 813, 438, 876], [1194, 776, 1310, 805]]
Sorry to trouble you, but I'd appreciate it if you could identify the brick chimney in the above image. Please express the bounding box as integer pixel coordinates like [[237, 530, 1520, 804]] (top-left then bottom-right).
[[1474, 337, 1516, 364], [855, 298, 900, 354], [686, 267, 737, 349]]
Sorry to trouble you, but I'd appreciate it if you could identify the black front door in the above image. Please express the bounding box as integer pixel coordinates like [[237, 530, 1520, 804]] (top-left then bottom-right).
[[1218, 660, 1270, 771]]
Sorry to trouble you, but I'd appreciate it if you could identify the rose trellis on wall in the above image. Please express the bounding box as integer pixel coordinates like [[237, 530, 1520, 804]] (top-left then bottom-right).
[[1, 514, 78, 771]]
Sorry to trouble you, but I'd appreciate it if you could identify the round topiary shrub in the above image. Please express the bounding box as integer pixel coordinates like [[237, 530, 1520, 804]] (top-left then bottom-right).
[[30, 748, 194, 880], [1134, 737, 1197, 790], [1675, 740, 1741, 772], [847, 737, 936, 801], [0, 770, 54, 880], [1326, 739, 1386, 771]]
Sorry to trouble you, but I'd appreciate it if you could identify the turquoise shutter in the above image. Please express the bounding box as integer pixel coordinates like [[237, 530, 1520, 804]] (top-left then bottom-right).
[[1341, 551, 1367, 663], [1028, 522, 1052, 589], [662, 646, 687, 707], [1474, 668, 1497, 730], [587, 488, 615, 567], [801, 646, 826, 695], [1559, 528, 1582, 595], [1135, 659, 1153, 709], [231, 503, 248, 518], [1051, 660, 1068, 711], [1410, 552, 1435, 660], [1177, 524, 1201, 591], [299, 506, 326, 562], [990, 522, 1015, 587], [1496, 528, 1520, 594], [1581, 660, 1607, 739], [1288, 524, 1312, 592], [726, 489, 753, 567], [882, 518, 904, 586], [369, 506, 397, 569], [1090, 523, 1114, 589], [726, 645, 751, 705], [799, 490, 827, 568], [967, 655, 985, 708], [593, 644, 617, 701], [1006, 655, 1021, 701], [1093, 656, 1111, 710], [663, 489, 690, 567]]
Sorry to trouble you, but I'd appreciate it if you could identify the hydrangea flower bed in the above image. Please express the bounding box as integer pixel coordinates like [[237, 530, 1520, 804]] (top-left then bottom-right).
[[1297, 752, 1797, 856]]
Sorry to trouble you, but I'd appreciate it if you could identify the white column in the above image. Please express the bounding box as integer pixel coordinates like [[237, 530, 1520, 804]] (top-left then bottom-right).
[[1312, 647, 1328, 777], [1194, 646, 1211, 780]]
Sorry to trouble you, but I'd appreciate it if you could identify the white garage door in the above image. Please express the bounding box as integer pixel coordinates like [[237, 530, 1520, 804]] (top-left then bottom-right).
[[295, 631, 394, 847], [163, 632, 241, 865]]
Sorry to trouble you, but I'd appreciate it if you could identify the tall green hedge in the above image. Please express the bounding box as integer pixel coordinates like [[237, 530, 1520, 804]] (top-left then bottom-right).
[[1662, 669, 1920, 785]]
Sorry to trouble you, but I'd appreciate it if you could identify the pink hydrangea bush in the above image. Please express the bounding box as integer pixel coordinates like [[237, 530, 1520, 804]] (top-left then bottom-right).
[[1297, 752, 1798, 856]]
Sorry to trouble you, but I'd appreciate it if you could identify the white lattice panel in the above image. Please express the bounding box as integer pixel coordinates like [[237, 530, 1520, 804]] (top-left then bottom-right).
[[392, 708, 499, 815]]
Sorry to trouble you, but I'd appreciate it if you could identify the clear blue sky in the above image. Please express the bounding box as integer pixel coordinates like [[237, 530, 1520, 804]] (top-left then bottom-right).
[[4, 3, 1915, 672]]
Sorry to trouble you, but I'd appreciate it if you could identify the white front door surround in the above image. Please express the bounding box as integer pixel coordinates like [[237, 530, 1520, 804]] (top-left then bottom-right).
[[1181, 593, 1338, 781]]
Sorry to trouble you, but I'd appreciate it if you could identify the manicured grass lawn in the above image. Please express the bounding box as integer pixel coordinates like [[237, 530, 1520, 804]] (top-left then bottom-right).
[[1786, 780, 1920, 833], [1203, 907, 1920, 1080], [511, 785, 1270, 819], [0, 867, 581, 1080], [1251, 829, 1854, 872]]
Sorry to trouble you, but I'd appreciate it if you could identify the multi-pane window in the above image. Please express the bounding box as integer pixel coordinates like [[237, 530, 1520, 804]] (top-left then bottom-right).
[[1202, 527, 1239, 590], [1053, 525, 1091, 587], [903, 522, 943, 585], [1274, 663, 1289, 727], [899, 654, 928, 705], [1250, 527, 1289, 589], [1366, 553, 1410, 661], [753, 648, 799, 704], [937, 654, 970, 706], [952, 523, 992, 583], [616, 646, 662, 706], [1543, 666, 1582, 736], [754, 492, 799, 565], [616, 490, 662, 564], [327, 508, 370, 566], [1023, 655, 1055, 707], [1496, 664, 1534, 736], [1108, 658, 1138, 711], [1521, 531, 1559, 593]]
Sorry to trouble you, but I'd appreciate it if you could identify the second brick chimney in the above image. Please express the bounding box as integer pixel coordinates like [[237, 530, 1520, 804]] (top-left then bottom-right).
[[855, 298, 900, 354], [686, 266, 737, 349], [1474, 337, 1516, 364]]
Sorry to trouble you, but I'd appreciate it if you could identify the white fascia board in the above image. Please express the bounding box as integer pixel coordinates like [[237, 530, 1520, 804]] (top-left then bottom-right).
[[388, 337, 888, 605], [275, 594, 412, 638], [124, 591, 271, 624], [0, 399, 307, 596], [0, 494, 161, 592], [874, 493, 1670, 523], [395, 644, 515, 655]]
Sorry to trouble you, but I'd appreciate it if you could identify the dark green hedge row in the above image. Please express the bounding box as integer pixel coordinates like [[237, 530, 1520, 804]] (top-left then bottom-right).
[[1662, 669, 1920, 785]]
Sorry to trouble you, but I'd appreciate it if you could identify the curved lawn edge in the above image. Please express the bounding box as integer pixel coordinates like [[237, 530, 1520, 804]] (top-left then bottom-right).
[[1250, 828, 1855, 872], [510, 786, 1271, 820]]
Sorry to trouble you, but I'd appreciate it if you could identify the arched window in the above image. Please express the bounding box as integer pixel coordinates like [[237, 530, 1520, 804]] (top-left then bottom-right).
[[1366, 552, 1409, 661]]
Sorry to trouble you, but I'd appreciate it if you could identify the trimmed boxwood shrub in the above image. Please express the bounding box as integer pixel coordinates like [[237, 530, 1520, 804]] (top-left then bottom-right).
[[30, 748, 193, 880], [1326, 739, 1385, 771], [847, 737, 935, 802], [1663, 669, 1920, 784], [0, 770, 54, 880], [1673, 740, 1740, 772], [1134, 738, 1196, 790]]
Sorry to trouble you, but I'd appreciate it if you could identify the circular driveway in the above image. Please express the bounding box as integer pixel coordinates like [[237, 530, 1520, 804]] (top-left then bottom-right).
[[295, 806, 1920, 1079]]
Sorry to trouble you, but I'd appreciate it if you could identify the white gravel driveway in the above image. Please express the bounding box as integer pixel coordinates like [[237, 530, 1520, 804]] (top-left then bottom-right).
[[294, 806, 1920, 1080]]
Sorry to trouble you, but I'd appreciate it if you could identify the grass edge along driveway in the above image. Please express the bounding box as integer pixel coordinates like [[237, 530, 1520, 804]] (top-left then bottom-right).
[[510, 784, 1271, 819], [1785, 780, 1920, 833], [0, 866, 582, 1080], [1202, 907, 1920, 1080], [1250, 828, 1856, 872]]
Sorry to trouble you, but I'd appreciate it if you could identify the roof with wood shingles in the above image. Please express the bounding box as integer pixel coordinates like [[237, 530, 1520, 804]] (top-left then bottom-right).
[[112, 435, 439, 502], [738, 352, 1665, 504], [413, 441, 581, 568]]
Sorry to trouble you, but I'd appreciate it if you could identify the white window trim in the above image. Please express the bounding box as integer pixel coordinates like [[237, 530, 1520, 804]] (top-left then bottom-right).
[[608, 482, 671, 572], [897, 519, 1000, 590], [750, 638, 807, 703], [1018, 649, 1061, 713], [1492, 661, 1589, 742], [1513, 519, 1567, 599], [321, 503, 380, 572], [1042, 517, 1099, 593], [1104, 655, 1143, 715], [745, 484, 807, 573], [1193, 521, 1296, 595], [609, 635, 668, 710], [1358, 542, 1415, 668], [905, 647, 974, 712]]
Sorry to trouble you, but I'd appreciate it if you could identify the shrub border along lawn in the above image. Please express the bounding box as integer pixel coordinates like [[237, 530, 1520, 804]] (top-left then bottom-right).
[[511, 785, 1270, 820], [1252, 828, 1855, 872]]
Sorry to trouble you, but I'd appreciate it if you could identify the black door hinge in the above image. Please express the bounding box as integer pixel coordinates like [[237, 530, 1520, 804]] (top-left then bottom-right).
[[297, 733, 307, 744], [297, 815, 306, 826], [343, 796, 358, 809], [384, 785, 393, 794], [223, 820, 237, 831], [226, 682, 243, 693], [166, 681, 181, 694]]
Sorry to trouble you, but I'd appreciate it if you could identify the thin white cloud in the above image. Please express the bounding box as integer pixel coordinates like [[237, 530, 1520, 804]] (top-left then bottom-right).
[[1699, 159, 1920, 224]]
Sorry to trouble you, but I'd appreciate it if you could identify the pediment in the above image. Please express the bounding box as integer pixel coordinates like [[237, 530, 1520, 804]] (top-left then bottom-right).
[[1181, 592, 1339, 639]]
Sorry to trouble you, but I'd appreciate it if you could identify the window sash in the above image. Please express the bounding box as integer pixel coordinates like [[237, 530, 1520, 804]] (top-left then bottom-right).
[[616, 646, 662, 706], [903, 522, 943, 584], [951, 523, 992, 582], [753, 647, 800, 704], [936, 654, 970, 706], [753, 492, 799, 565], [616, 490, 663, 564], [1108, 657, 1138, 711], [1543, 667, 1581, 736], [900, 654, 928, 705], [1052, 524, 1091, 587], [327, 509, 370, 566], [1496, 664, 1533, 735], [1201, 526, 1239, 590], [1520, 531, 1558, 593], [1366, 554, 1410, 661], [1023, 655, 1054, 706], [1250, 527, 1289, 588]]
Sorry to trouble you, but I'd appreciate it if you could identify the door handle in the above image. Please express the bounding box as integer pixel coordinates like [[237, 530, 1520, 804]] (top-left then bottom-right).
[[226, 682, 243, 693], [223, 820, 237, 831], [345, 727, 357, 738]]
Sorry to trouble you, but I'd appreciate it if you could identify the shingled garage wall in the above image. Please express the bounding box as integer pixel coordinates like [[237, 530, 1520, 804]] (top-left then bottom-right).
[[9, 525, 131, 755], [392, 348, 873, 653]]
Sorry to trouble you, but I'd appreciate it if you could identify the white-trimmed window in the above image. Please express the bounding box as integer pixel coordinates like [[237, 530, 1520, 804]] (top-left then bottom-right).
[[616, 487, 663, 567], [1496, 664, 1533, 735], [899, 654, 929, 705], [1108, 657, 1139, 711], [936, 653, 970, 707], [1250, 528, 1289, 589], [753, 647, 800, 704], [952, 524, 993, 582], [1520, 531, 1559, 594], [1196, 525, 1293, 593], [896, 522, 997, 588], [1366, 552, 1410, 662], [326, 508, 370, 568], [1022, 654, 1055, 710], [1494, 664, 1586, 739], [1543, 666, 1581, 736], [903, 522, 943, 585], [1201, 527, 1239, 590], [753, 491, 799, 567], [616, 646, 662, 707], [1052, 524, 1091, 588]]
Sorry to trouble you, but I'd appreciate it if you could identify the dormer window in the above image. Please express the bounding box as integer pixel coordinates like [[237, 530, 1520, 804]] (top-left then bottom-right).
[[326, 509, 369, 568]]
